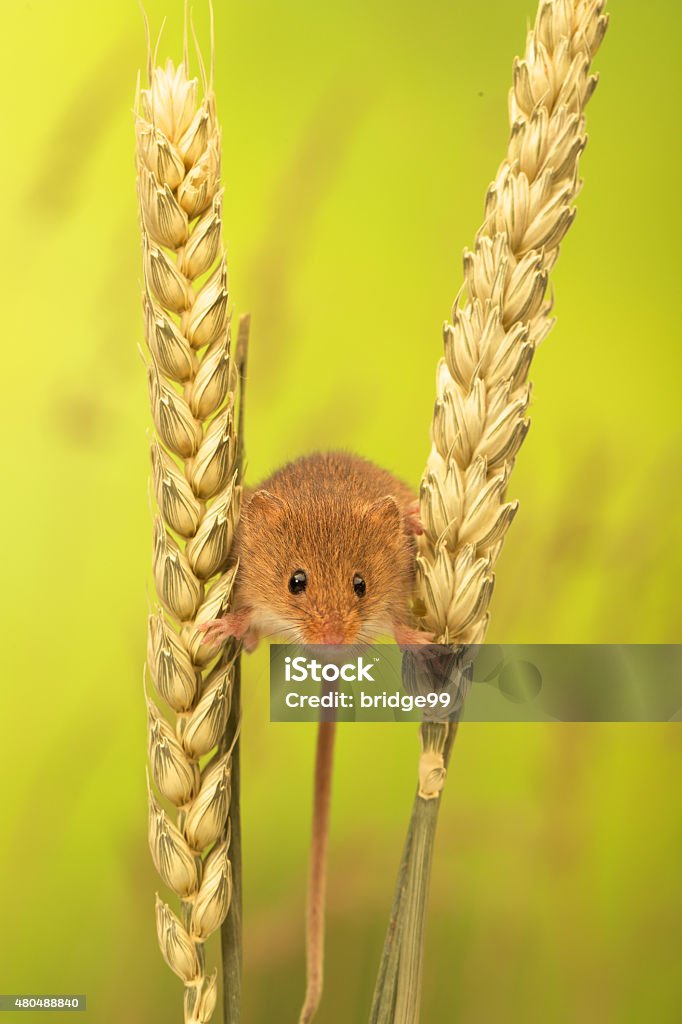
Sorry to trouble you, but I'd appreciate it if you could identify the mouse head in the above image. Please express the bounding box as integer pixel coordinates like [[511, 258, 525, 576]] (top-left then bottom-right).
[[237, 489, 415, 644]]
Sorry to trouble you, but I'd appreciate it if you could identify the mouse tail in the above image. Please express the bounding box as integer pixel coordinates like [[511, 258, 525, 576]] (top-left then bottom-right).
[[298, 719, 336, 1024]]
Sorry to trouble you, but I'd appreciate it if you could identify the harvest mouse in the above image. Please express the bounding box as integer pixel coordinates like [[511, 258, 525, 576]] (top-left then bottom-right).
[[200, 450, 431, 651], [200, 450, 432, 1024]]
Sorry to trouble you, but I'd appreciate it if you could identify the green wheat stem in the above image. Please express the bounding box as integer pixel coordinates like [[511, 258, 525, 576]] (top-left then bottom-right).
[[370, 722, 457, 1024], [220, 660, 242, 1024], [220, 314, 250, 1024]]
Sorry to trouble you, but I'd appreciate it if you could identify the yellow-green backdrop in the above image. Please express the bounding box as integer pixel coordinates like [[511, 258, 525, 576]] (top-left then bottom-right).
[[1, 1, 680, 1021]]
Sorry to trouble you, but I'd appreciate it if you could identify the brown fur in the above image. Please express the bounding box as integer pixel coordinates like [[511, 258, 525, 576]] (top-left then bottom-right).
[[223, 451, 424, 647]]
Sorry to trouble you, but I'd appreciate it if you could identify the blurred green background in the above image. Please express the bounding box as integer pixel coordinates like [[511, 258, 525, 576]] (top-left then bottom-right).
[[1, 0, 680, 1021]]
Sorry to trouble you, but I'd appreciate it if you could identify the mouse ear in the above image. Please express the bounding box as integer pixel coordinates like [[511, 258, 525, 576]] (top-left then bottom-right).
[[247, 489, 288, 523], [364, 495, 402, 526]]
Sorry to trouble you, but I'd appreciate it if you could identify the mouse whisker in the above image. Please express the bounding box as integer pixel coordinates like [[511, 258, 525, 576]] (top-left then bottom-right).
[[255, 623, 303, 645]]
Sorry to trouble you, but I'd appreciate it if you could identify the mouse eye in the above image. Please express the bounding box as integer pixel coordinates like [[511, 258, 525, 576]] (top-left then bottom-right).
[[353, 574, 366, 597], [289, 570, 307, 595]]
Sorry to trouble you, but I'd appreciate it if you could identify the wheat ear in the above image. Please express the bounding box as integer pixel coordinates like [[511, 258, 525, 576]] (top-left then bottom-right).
[[136, 44, 243, 1024], [371, 2, 608, 1020], [416, 0, 608, 788]]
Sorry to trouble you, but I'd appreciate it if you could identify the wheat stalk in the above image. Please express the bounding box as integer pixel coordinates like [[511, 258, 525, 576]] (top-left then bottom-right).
[[136, 33, 244, 1024], [372, 2, 608, 1020]]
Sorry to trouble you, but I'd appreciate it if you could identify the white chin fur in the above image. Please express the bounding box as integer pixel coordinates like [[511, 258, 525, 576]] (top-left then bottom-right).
[[251, 609, 393, 645], [250, 608, 302, 644]]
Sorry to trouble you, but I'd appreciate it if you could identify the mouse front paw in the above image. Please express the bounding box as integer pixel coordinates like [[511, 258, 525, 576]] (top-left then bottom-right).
[[393, 623, 436, 647], [196, 618, 234, 650], [197, 609, 252, 650]]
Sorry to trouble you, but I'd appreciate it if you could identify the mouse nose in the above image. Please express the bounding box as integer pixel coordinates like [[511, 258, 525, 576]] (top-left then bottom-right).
[[320, 628, 345, 645]]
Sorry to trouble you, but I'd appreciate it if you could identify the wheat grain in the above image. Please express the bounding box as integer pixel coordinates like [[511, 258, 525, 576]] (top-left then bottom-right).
[[136, 42, 242, 1024]]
